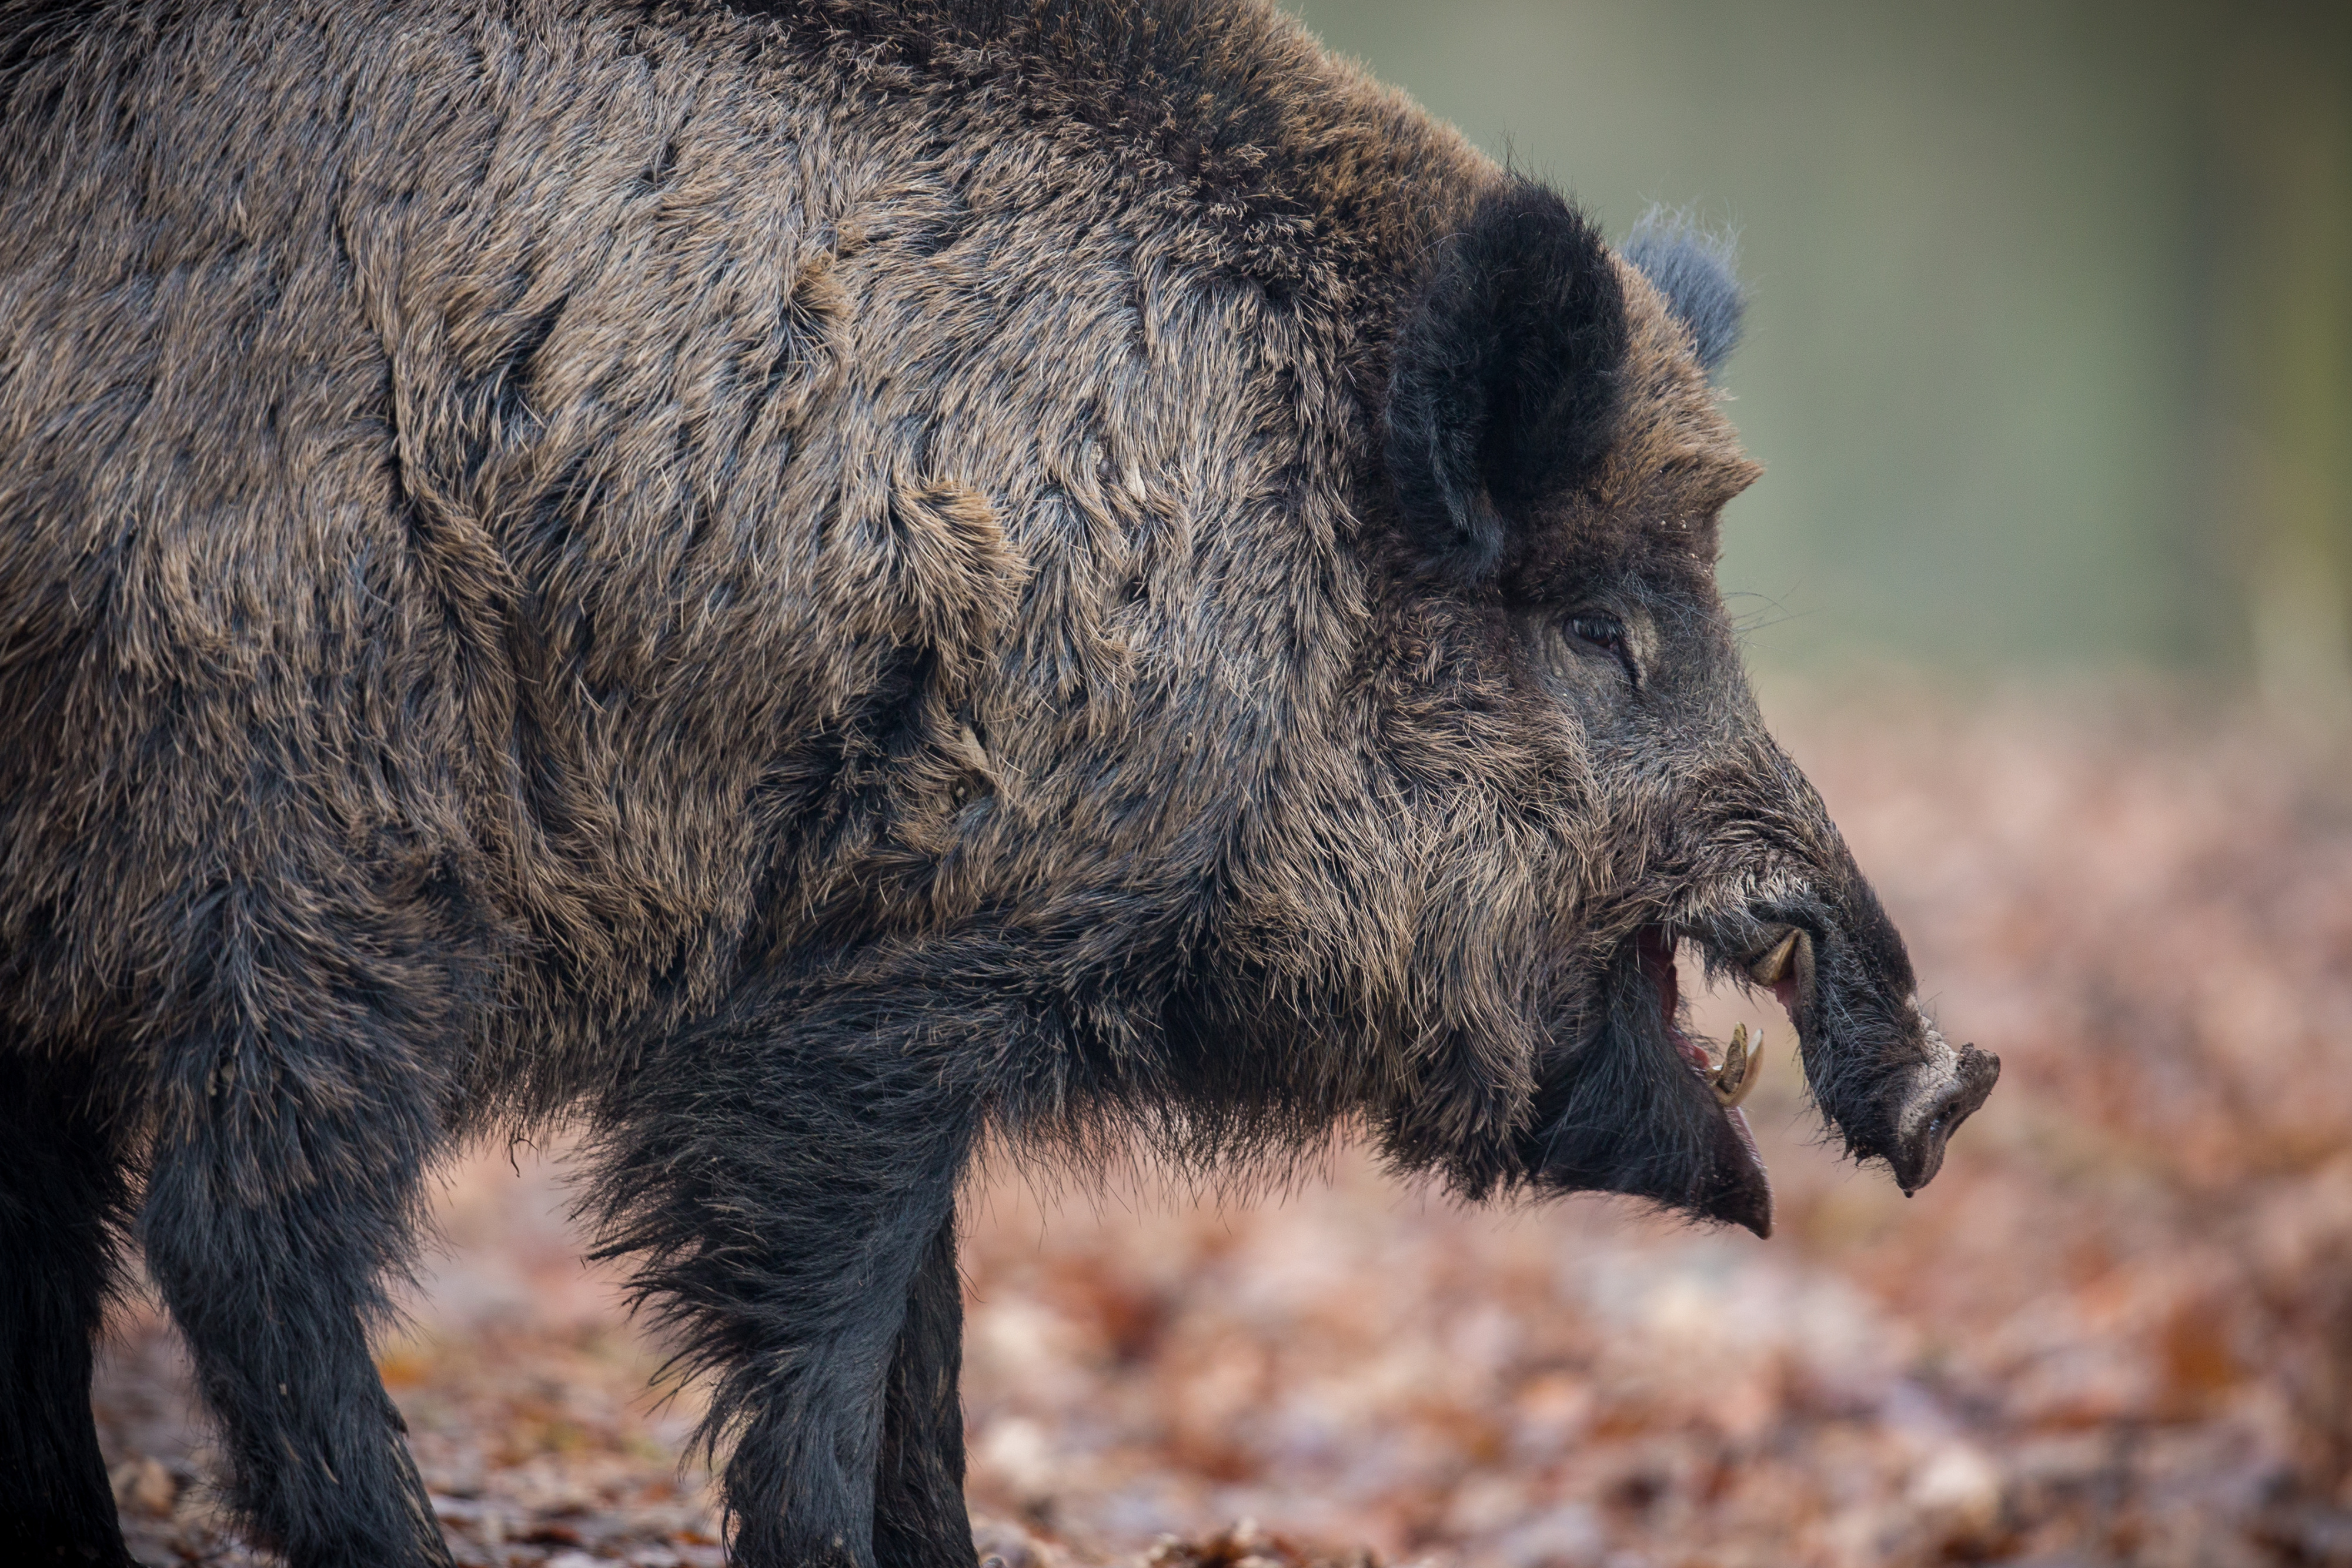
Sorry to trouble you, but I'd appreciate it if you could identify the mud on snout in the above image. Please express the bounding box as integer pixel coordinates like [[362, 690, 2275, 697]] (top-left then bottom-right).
[[1523, 878, 1999, 1238]]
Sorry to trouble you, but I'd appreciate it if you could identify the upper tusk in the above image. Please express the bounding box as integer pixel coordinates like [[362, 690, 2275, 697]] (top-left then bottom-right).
[[1748, 928, 1801, 987]]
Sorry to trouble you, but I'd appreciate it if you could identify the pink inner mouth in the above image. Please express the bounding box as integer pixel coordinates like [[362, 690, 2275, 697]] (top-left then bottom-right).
[[1637, 927, 1769, 1171], [1635, 927, 1710, 1074], [1638, 926, 1806, 1069]]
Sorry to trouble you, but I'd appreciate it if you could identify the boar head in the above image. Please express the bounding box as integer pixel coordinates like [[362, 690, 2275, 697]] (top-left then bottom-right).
[[1355, 184, 1996, 1236]]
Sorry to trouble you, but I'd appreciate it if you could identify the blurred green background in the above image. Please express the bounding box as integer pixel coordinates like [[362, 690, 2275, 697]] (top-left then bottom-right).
[[1285, 1, 2352, 698]]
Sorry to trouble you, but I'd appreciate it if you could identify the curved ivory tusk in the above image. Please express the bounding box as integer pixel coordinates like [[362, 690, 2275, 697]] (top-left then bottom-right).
[[1712, 1022, 1760, 1108], [1748, 929, 1801, 987]]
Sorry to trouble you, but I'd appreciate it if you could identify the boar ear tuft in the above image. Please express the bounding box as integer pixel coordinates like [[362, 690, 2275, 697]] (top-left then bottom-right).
[[1624, 210, 1745, 379], [1384, 179, 1628, 581]]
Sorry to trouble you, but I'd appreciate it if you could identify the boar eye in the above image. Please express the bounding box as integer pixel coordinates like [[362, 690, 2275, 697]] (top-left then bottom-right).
[[1565, 614, 1638, 686], [1568, 616, 1625, 653]]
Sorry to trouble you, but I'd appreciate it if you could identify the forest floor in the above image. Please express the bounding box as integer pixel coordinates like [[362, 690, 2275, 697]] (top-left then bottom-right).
[[93, 680, 2352, 1568]]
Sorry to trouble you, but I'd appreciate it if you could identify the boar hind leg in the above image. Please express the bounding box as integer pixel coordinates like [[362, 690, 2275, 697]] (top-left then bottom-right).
[[589, 992, 987, 1568], [872, 1211, 975, 1568], [139, 995, 453, 1568], [0, 1052, 134, 1567]]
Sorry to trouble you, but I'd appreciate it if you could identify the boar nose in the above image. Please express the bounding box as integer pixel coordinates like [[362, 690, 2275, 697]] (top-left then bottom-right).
[[1887, 1038, 2000, 1193]]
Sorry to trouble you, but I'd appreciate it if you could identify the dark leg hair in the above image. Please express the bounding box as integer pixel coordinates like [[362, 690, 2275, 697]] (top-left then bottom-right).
[[873, 1211, 976, 1568], [587, 984, 992, 1568], [138, 959, 456, 1568], [0, 1049, 135, 1567]]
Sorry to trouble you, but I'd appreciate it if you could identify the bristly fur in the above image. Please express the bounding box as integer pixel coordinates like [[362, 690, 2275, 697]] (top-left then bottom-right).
[[1623, 210, 1746, 379], [1384, 179, 1628, 580], [0, 1, 1982, 1564]]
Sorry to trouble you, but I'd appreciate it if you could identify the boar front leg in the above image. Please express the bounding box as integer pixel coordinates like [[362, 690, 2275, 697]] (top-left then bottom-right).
[[138, 974, 455, 1566], [873, 1209, 975, 1568], [0, 1049, 135, 1567], [589, 989, 987, 1568]]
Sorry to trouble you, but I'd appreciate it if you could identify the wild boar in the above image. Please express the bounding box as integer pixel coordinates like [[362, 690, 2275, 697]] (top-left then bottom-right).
[[0, 0, 1997, 1563]]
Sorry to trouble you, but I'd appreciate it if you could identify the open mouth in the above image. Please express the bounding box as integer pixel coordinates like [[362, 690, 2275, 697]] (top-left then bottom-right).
[[1620, 910, 1997, 1232], [1637, 923, 1769, 1108], [1632, 922, 1813, 1236]]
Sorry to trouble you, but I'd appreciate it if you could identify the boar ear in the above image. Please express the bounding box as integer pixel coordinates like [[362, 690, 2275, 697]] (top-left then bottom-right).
[[1384, 178, 1628, 581], [1623, 210, 1745, 379]]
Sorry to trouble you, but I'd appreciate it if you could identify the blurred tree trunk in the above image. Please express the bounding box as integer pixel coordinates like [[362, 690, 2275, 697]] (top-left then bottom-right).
[[2206, 11, 2352, 719]]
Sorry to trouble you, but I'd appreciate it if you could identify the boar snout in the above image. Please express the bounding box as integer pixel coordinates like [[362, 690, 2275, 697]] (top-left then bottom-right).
[[1886, 1029, 2000, 1194], [1741, 894, 1998, 1195]]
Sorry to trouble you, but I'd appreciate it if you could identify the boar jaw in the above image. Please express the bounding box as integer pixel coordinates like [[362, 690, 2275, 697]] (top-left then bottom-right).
[[1521, 924, 1774, 1239]]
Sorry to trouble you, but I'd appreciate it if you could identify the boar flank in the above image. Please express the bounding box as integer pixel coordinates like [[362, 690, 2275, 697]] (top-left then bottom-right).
[[0, 0, 1997, 1563]]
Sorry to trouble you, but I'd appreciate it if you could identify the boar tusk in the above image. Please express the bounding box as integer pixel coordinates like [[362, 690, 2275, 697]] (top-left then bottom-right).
[[1711, 1022, 1760, 1108], [1748, 930, 1800, 987]]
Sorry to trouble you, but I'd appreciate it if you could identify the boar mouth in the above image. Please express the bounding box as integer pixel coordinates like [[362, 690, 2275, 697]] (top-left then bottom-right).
[[1636, 924, 1773, 1238], [1524, 923, 1778, 1238], [1642, 925, 1767, 1114], [1528, 905, 1994, 1238]]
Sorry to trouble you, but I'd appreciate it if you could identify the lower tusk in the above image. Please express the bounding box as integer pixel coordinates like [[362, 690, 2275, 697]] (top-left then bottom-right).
[[1748, 930, 1800, 987], [1711, 1022, 1761, 1108]]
